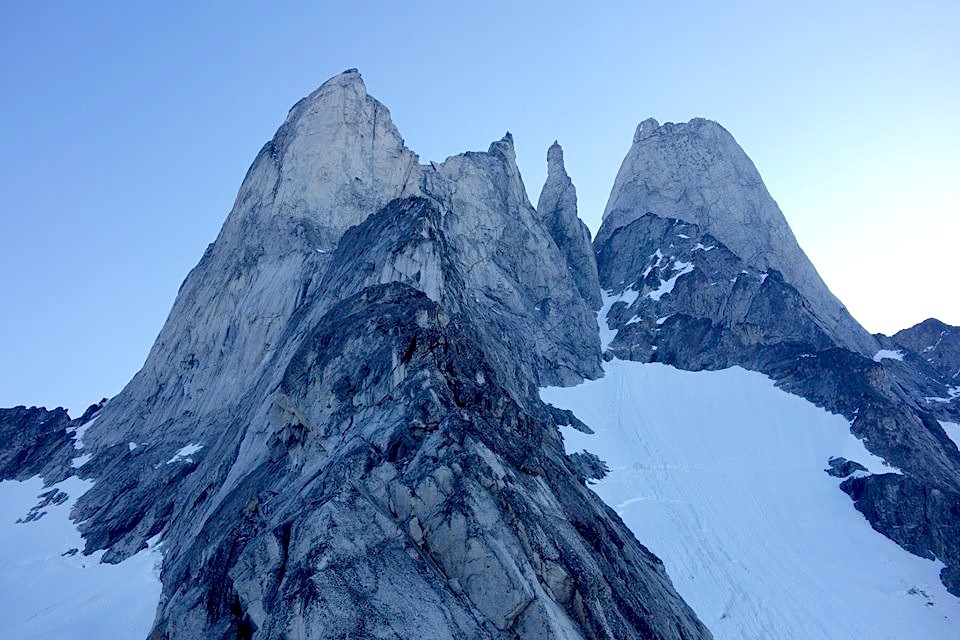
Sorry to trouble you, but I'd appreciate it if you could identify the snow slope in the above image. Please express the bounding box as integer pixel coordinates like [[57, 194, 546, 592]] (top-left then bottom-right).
[[542, 361, 959, 640], [0, 476, 162, 639]]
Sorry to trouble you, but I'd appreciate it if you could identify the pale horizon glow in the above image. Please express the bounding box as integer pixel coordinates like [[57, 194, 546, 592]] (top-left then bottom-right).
[[1, 2, 957, 414]]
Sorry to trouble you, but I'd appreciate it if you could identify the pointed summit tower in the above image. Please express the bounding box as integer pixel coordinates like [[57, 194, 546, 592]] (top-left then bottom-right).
[[536, 142, 602, 309], [598, 117, 876, 355], [233, 68, 422, 250]]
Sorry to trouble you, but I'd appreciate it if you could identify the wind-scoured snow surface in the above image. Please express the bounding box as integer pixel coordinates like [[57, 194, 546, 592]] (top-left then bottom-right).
[[0, 476, 162, 639], [542, 361, 959, 640]]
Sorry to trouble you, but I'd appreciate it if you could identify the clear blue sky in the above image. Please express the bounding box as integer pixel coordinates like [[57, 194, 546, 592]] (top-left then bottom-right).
[[1, 1, 957, 414]]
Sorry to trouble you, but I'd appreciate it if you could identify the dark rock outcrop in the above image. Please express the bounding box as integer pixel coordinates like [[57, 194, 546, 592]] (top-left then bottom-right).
[[0, 405, 76, 483], [891, 319, 960, 382], [872, 319, 960, 422], [597, 213, 835, 367], [842, 473, 960, 595], [567, 451, 610, 484], [825, 457, 868, 478]]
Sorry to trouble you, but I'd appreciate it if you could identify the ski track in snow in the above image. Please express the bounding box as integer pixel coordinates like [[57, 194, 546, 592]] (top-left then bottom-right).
[[542, 361, 959, 640], [0, 476, 162, 639]]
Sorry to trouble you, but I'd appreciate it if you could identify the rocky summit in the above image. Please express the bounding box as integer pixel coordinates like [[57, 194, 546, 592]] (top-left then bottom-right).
[[2, 70, 959, 639], [597, 117, 877, 357]]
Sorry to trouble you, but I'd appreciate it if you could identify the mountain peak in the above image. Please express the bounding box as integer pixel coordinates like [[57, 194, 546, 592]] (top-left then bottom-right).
[[230, 69, 421, 254], [546, 140, 566, 177], [42, 71, 709, 640], [8, 71, 960, 640], [537, 141, 601, 309], [292, 67, 368, 115], [890, 318, 960, 382], [327, 66, 363, 84], [633, 117, 660, 142], [598, 116, 877, 355], [487, 131, 516, 162]]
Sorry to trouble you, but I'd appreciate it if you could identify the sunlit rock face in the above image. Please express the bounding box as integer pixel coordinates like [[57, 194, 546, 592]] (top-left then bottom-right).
[[536, 141, 601, 310], [20, 70, 706, 640], [597, 117, 877, 357]]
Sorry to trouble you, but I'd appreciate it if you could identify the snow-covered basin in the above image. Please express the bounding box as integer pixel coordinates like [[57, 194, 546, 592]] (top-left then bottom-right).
[[0, 475, 162, 639], [542, 361, 959, 640]]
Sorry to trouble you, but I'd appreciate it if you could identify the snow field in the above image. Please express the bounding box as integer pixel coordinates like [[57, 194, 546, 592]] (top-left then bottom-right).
[[542, 361, 959, 640], [0, 476, 162, 639]]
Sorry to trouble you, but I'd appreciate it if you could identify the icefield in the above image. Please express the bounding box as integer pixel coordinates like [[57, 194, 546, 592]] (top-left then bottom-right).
[[542, 361, 960, 640]]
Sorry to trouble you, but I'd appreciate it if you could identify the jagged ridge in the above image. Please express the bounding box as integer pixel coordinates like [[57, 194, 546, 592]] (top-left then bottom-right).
[[44, 71, 709, 639]]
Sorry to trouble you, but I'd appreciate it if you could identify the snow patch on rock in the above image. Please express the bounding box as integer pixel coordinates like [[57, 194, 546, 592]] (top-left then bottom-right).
[[873, 349, 905, 362], [70, 453, 92, 469], [166, 443, 203, 464], [647, 261, 694, 302], [599, 289, 641, 351], [68, 416, 98, 451]]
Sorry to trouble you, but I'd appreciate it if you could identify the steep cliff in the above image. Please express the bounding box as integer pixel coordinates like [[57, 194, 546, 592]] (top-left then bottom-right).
[[24, 71, 707, 639], [597, 117, 876, 356]]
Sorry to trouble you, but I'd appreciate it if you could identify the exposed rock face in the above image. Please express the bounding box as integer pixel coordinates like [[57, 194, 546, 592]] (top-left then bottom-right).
[[536, 142, 601, 310], [247, 68, 423, 251], [22, 71, 708, 639], [891, 319, 960, 381], [90, 70, 422, 438], [871, 319, 960, 421], [825, 457, 868, 478], [417, 134, 602, 389], [0, 406, 74, 482], [841, 473, 960, 595], [6, 73, 957, 637], [157, 277, 703, 639], [870, 339, 960, 424], [597, 213, 836, 367], [597, 117, 876, 356], [591, 121, 960, 600]]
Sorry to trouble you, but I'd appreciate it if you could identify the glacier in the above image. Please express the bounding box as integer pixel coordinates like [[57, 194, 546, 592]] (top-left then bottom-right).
[[543, 361, 960, 640]]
